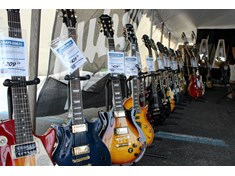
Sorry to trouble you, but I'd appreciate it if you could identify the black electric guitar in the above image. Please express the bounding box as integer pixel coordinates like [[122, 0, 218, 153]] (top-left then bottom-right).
[[51, 9, 111, 166], [142, 34, 169, 125], [98, 14, 146, 165]]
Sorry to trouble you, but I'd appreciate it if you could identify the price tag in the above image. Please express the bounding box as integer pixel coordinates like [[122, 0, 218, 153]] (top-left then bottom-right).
[[166, 57, 171, 68], [190, 58, 198, 68], [157, 57, 164, 70], [125, 56, 138, 76], [0, 37, 28, 77], [171, 60, 178, 70], [146, 57, 155, 72], [108, 51, 125, 73], [51, 37, 87, 74], [163, 56, 167, 67]]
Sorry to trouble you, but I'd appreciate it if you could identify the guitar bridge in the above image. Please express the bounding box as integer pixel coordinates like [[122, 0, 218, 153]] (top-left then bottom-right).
[[11, 142, 37, 159], [72, 145, 90, 156]]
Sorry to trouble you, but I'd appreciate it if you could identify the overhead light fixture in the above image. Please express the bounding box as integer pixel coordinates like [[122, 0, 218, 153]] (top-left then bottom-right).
[[212, 39, 226, 68]]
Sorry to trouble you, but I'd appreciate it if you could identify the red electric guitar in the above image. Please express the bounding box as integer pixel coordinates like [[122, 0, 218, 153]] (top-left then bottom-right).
[[0, 9, 56, 166]]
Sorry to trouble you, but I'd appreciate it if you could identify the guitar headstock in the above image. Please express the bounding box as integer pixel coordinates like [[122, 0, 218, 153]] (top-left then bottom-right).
[[156, 42, 164, 54], [191, 31, 196, 43], [7, 9, 20, 13], [99, 14, 114, 38], [142, 34, 151, 49], [181, 32, 189, 45], [150, 39, 157, 51], [169, 48, 176, 57], [61, 9, 77, 28], [124, 23, 137, 45], [175, 49, 182, 58], [164, 46, 170, 56]]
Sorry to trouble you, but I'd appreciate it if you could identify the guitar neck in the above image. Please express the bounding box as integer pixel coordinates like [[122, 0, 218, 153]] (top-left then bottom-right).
[[7, 10, 33, 144], [107, 37, 125, 113], [67, 27, 86, 124]]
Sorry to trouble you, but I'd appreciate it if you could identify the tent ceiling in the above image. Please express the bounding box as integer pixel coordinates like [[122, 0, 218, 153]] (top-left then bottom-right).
[[144, 9, 235, 43]]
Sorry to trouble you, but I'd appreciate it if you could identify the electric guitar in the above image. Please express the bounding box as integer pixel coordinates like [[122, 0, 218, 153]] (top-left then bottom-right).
[[182, 32, 204, 98], [51, 10, 111, 166], [123, 24, 154, 147], [157, 42, 175, 111], [142, 35, 169, 125], [150, 39, 170, 110], [175, 49, 187, 94], [98, 14, 146, 165], [0, 9, 56, 166]]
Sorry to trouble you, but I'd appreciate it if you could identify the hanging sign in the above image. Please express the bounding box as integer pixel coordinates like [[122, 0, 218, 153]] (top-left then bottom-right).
[[51, 37, 87, 74]]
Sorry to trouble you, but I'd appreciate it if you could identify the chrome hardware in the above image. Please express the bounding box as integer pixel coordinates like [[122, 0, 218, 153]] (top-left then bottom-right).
[[114, 110, 125, 117], [72, 124, 87, 133], [73, 145, 90, 156]]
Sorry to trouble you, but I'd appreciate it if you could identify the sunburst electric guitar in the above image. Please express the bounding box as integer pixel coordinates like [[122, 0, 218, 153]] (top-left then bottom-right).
[[98, 14, 146, 165], [122, 24, 154, 147], [0, 9, 56, 166], [51, 10, 111, 166]]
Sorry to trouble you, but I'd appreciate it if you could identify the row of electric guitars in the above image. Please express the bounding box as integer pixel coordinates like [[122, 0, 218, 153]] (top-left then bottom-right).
[[0, 10, 208, 166]]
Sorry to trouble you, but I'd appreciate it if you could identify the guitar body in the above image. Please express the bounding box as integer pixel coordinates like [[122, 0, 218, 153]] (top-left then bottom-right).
[[206, 74, 213, 89], [52, 118, 111, 166], [123, 97, 154, 147], [0, 120, 56, 166], [98, 110, 145, 165], [178, 72, 187, 94], [187, 74, 204, 98], [166, 89, 175, 112]]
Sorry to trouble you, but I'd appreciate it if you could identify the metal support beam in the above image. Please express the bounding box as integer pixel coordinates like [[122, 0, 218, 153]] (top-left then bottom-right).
[[28, 9, 41, 133]]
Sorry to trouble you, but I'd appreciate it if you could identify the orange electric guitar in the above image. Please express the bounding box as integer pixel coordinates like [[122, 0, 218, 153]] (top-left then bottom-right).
[[98, 14, 146, 165], [122, 24, 154, 147], [0, 9, 56, 166]]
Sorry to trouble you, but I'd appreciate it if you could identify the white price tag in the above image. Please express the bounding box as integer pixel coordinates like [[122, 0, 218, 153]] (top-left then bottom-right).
[[171, 60, 178, 70], [146, 57, 155, 72], [125, 56, 138, 76], [51, 37, 87, 74], [157, 57, 164, 70], [0, 37, 28, 77], [190, 58, 198, 68], [108, 52, 125, 74]]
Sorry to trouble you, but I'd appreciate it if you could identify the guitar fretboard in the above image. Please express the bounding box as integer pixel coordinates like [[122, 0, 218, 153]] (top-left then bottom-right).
[[68, 27, 86, 125], [7, 10, 34, 144]]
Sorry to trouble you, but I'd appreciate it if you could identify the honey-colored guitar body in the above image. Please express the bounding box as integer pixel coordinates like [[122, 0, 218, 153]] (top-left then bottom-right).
[[98, 110, 146, 165], [0, 120, 56, 166], [123, 97, 154, 147], [166, 89, 175, 112]]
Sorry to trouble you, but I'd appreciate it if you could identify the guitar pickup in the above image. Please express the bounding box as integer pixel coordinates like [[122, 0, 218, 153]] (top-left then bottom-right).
[[11, 142, 37, 159], [114, 127, 129, 135], [73, 145, 90, 156], [72, 124, 87, 133]]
